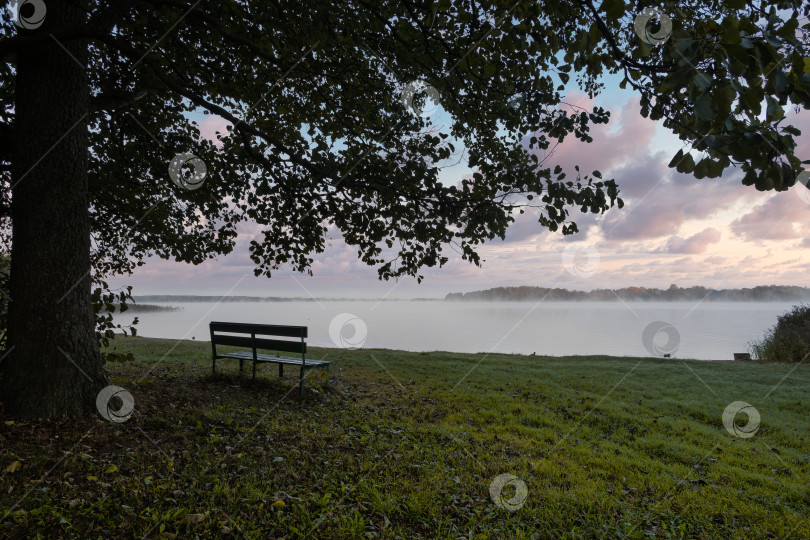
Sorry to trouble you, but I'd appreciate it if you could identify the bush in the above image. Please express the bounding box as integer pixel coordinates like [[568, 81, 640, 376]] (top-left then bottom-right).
[[101, 351, 136, 363], [751, 304, 810, 363]]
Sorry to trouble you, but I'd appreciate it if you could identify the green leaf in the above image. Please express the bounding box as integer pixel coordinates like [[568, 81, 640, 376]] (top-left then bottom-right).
[[707, 158, 725, 177], [766, 96, 784, 121], [675, 152, 695, 174], [668, 149, 685, 168], [601, 0, 625, 20], [773, 70, 788, 94], [694, 72, 712, 93], [714, 85, 735, 118], [740, 87, 763, 115], [694, 94, 714, 121], [703, 135, 720, 149], [694, 158, 710, 179], [742, 169, 757, 186], [720, 16, 741, 44]]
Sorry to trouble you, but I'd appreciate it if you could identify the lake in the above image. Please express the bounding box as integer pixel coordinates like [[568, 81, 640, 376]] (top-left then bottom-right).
[[118, 300, 799, 360]]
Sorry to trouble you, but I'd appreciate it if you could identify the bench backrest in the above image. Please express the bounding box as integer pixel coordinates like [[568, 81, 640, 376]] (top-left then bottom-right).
[[209, 321, 307, 355]]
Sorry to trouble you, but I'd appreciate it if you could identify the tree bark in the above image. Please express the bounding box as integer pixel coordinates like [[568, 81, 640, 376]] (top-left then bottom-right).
[[0, 0, 108, 418]]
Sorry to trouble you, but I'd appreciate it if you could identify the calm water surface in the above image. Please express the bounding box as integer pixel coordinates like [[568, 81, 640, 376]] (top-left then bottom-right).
[[119, 300, 797, 360]]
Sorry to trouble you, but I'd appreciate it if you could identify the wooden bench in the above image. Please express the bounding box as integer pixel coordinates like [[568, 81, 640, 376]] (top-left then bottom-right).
[[209, 321, 330, 395]]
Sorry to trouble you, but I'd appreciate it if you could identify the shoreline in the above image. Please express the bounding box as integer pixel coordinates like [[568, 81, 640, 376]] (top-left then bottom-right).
[[105, 335, 760, 364]]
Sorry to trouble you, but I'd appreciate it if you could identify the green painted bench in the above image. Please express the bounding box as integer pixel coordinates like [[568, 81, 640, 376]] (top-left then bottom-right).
[[209, 321, 329, 395]]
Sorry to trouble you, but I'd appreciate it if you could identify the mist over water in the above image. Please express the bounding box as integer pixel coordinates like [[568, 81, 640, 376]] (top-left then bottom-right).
[[119, 300, 797, 360]]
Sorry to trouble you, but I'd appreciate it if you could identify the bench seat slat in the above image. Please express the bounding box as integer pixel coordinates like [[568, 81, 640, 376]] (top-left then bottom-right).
[[218, 351, 329, 367]]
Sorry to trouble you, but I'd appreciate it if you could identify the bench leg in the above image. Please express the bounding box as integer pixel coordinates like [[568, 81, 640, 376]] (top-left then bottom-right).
[[299, 366, 305, 396], [279, 364, 283, 378], [212, 357, 216, 375], [252, 361, 257, 379]]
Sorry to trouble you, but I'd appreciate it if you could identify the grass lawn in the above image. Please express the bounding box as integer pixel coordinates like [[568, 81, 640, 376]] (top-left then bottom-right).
[[1, 336, 809, 539]]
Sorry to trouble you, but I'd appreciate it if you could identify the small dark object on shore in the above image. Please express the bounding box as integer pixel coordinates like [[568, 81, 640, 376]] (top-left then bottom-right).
[[733, 353, 752, 361], [663, 354, 671, 358]]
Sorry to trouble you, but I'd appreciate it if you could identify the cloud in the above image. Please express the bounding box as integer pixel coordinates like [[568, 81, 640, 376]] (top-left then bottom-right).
[[729, 191, 810, 241], [596, 151, 751, 243], [659, 228, 721, 254], [518, 96, 753, 246], [501, 96, 663, 245]]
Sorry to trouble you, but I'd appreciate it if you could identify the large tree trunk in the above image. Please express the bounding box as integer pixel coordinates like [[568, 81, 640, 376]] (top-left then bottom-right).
[[0, 0, 108, 418]]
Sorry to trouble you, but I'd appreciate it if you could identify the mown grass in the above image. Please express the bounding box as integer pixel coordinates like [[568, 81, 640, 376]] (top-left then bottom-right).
[[1, 336, 809, 539]]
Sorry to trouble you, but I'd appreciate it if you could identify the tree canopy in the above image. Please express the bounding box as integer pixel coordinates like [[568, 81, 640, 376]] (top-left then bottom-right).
[[2, 0, 807, 284]]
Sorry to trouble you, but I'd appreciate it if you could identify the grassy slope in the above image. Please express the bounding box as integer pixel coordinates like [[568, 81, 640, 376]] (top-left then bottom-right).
[[1, 336, 809, 539]]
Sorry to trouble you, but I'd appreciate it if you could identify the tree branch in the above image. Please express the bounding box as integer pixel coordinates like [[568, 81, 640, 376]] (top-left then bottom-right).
[[88, 31, 335, 182], [575, 0, 672, 74], [91, 90, 148, 113]]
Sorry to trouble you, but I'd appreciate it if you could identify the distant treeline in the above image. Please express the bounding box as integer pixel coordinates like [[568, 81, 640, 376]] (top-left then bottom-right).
[[134, 295, 440, 303], [127, 303, 182, 312], [137, 295, 307, 303], [445, 285, 810, 302]]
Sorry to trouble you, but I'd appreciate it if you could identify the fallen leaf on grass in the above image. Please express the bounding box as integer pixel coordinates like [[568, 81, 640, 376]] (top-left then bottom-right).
[[271, 500, 286, 508], [104, 464, 119, 474], [185, 513, 206, 524], [3, 461, 21, 473]]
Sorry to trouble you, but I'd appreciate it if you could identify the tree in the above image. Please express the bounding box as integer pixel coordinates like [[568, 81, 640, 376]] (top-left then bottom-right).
[[0, 0, 807, 418]]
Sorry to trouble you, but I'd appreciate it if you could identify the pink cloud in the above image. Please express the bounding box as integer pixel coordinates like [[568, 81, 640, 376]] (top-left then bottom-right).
[[199, 115, 232, 147], [547, 95, 657, 179]]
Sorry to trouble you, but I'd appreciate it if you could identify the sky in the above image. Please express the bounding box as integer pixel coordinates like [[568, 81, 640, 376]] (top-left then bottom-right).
[[110, 82, 810, 300]]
